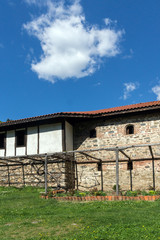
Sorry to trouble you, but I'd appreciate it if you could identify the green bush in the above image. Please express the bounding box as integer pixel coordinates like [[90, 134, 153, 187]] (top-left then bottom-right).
[[113, 184, 121, 192], [94, 191, 106, 196], [125, 191, 138, 197]]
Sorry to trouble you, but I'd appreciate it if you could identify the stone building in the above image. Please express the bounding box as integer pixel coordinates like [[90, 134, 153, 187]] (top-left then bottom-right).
[[0, 100, 160, 192]]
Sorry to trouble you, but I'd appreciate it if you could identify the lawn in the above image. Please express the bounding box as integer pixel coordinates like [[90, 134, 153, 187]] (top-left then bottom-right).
[[0, 187, 160, 240]]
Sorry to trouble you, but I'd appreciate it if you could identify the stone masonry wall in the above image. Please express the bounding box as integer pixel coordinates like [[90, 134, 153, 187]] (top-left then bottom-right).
[[0, 161, 67, 189], [74, 112, 160, 191]]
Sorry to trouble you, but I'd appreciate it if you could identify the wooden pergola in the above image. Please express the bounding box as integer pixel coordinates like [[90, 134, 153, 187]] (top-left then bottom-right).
[[0, 142, 160, 195]]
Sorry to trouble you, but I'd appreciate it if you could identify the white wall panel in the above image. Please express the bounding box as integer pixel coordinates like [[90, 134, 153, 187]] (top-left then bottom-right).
[[0, 149, 5, 157], [16, 147, 25, 156], [27, 127, 38, 155], [6, 131, 15, 156], [39, 123, 62, 154], [65, 121, 73, 151]]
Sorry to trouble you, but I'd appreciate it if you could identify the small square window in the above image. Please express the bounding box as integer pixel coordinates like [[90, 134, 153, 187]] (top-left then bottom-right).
[[0, 133, 5, 149], [16, 130, 26, 147], [126, 125, 134, 135], [90, 129, 96, 138]]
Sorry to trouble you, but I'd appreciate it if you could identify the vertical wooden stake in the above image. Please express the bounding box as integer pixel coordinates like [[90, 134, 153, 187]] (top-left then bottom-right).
[[130, 168, 132, 191], [22, 165, 25, 186], [45, 154, 48, 195], [70, 154, 74, 190], [152, 159, 155, 191], [149, 146, 155, 191], [115, 149, 119, 196], [101, 161, 103, 192], [7, 165, 10, 187], [75, 153, 78, 190]]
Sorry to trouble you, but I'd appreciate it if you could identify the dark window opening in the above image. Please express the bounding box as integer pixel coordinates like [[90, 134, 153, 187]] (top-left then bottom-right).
[[0, 133, 5, 149], [126, 125, 134, 135], [97, 162, 102, 171], [16, 130, 26, 147], [90, 129, 96, 138], [127, 161, 133, 170]]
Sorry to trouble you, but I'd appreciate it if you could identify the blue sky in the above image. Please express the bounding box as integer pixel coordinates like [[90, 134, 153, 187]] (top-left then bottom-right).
[[0, 0, 160, 121]]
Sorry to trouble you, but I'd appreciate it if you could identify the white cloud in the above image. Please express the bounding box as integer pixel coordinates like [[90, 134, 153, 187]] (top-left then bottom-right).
[[123, 82, 137, 100], [152, 85, 160, 100], [24, 0, 123, 83]]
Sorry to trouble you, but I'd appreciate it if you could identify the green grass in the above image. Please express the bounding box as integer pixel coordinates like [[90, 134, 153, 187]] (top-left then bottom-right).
[[0, 187, 160, 239]]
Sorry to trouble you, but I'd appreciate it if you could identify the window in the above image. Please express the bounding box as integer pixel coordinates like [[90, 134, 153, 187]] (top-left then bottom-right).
[[0, 133, 5, 149], [16, 130, 26, 147], [126, 125, 134, 135], [90, 129, 96, 138]]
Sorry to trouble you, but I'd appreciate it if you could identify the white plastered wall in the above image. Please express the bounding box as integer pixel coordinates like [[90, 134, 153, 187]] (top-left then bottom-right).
[[39, 123, 62, 154], [16, 147, 25, 156], [6, 130, 15, 156], [0, 122, 64, 157], [65, 121, 73, 151], [27, 126, 38, 155], [0, 149, 5, 157]]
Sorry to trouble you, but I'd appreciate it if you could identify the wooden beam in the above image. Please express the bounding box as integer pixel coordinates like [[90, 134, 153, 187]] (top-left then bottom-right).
[[119, 149, 131, 160], [119, 142, 160, 150], [149, 146, 155, 190], [22, 165, 25, 186], [130, 167, 132, 191], [115, 149, 119, 196], [100, 160, 103, 192], [44, 155, 48, 195], [80, 152, 102, 162], [7, 165, 10, 186], [75, 153, 79, 190]]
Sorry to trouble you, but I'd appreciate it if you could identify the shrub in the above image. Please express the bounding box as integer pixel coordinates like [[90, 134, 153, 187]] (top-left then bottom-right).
[[149, 190, 157, 195], [141, 191, 149, 196], [94, 191, 106, 196], [125, 191, 138, 197], [113, 184, 121, 192]]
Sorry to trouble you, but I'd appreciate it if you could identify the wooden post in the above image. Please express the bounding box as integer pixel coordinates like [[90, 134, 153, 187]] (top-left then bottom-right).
[[7, 165, 10, 187], [70, 154, 74, 190], [75, 153, 79, 190], [149, 146, 155, 191], [152, 159, 155, 191], [22, 165, 25, 186], [101, 161, 103, 192], [130, 168, 132, 191], [45, 154, 48, 195], [115, 149, 119, 196]]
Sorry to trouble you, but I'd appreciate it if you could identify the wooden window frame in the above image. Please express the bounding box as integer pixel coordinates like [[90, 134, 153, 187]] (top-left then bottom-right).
[[0, 132, 6, 149], [16, 129, 26, 147]]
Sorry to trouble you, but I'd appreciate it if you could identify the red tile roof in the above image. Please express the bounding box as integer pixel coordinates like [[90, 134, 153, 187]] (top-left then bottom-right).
[[69, 100, 160, 115], [1, 100, 160, 127]]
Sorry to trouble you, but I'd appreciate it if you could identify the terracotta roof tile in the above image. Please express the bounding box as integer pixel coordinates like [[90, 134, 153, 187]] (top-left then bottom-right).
[[74, 100, 160, 114], [0, 100, 160, 127]]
